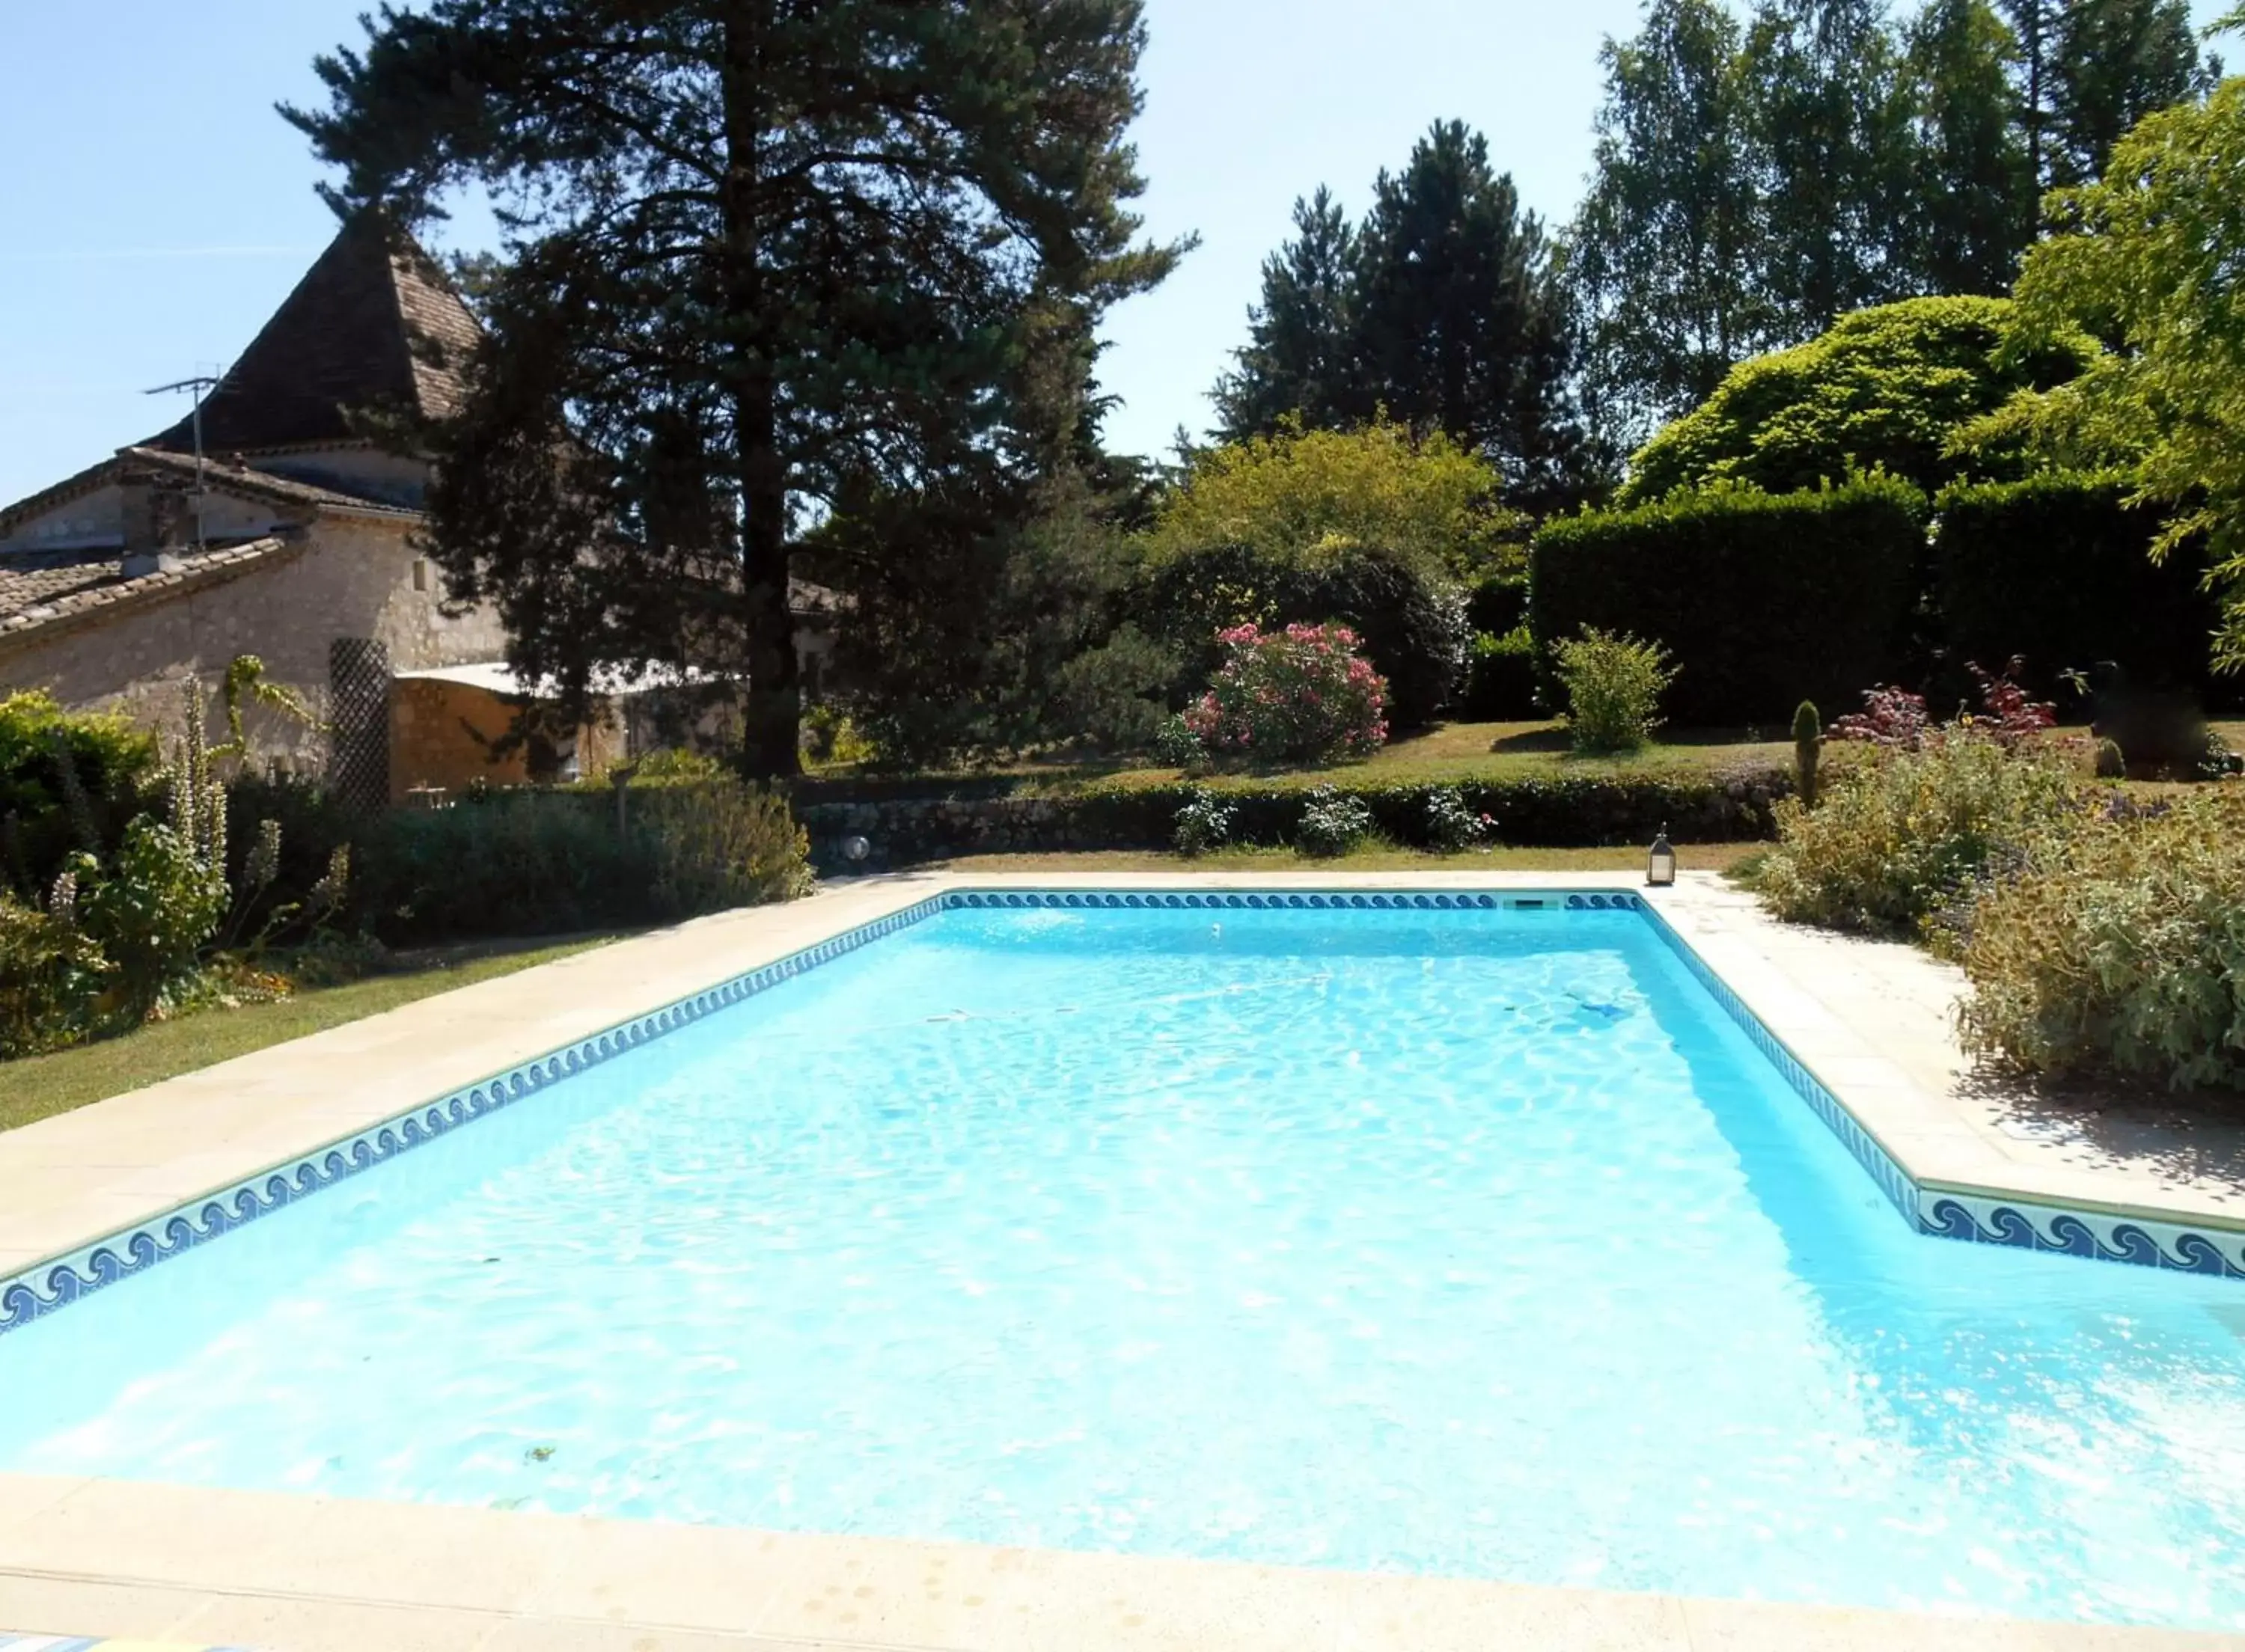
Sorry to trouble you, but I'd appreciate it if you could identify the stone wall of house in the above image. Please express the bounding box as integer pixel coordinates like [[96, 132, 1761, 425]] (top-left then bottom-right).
[[0, 516, 508, 765]]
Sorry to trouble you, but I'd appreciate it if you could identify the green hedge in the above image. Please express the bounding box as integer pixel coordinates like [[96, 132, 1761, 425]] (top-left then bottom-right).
[[1934, 470, 2217, 699], [802, 769, 1789, 868], [1530, 477, 1927, 727]]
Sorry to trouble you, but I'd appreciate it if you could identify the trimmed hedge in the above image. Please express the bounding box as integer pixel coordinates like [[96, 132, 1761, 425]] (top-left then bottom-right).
[[1530, 477, 1927, 727], [801, 769, 1789, 869], [1934, 470, 2217, 700]]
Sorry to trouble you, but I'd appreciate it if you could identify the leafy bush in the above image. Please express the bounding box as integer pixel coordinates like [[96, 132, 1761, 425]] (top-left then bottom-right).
[[1792, 702, 1821, 809], [0, 691, 157, 902], [79, 819, 229, 1015], [1933, 471, 2219, 703], [1148, 418, 1521, 581], [1295, 786, 1375, 857], [0, 884, 112, 1058], [1553, 628, 1676, 755], [1955, 791, 2245, 1090], [1173, 788, 1236, 857], [1530, 476, 1926, 726], [1459, 625, 1541, 721], [1145, 538, 1465, 729], [639, 783, 813, 914], [1424, 786, 1497, 852], [354, 783, 809, 945], [1152, 715, 1206, 771], [1619, 296, 2094, 504], [1756, 735, 2083, 936], [1182, 622, 1389, 763], [800, 769, 1789, 860]]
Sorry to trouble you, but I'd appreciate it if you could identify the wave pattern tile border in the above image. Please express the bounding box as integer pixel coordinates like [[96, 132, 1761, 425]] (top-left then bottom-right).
[[0, 895, 950, 1339], [4, 887, 2240, 1339], [1632, 903, 2245, 1281]]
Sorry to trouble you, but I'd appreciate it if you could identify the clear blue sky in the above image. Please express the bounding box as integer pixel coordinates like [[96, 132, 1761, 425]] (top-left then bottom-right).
[[0, 1, 2227, 507]]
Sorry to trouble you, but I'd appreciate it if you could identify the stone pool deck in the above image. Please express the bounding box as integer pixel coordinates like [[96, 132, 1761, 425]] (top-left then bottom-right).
[[2, 870, 2241, 1651]]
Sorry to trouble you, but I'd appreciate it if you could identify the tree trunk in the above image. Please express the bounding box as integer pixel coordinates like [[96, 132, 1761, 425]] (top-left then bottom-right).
[[723, 6, 801, 780]]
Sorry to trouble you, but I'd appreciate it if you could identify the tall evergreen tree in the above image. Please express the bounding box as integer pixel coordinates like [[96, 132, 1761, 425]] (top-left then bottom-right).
[[2047, 0, 2211, 184], [1902, 0, 2035, 293], [285, 1, 1182, 777], [1567, 0, 1768, 440], [1212, 188, 1358, 442], [1998, 0, 2059, 185], [1351, 122, 1586, 515]]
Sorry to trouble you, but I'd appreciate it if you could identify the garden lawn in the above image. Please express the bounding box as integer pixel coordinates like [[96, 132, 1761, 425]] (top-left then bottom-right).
[[799, 721, 1797, 801], [0, 934, 623, 1135], [930, 842, 1768, 875]]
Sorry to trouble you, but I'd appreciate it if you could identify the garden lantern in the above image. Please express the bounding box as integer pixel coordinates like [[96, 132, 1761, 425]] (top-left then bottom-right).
[[1646, 826, 1676, 887], [842, 834, 873, 866]]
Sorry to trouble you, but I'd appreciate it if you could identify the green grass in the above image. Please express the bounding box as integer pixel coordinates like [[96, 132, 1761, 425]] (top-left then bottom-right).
[[798, 720, 1796, 802], [932, 841, 1767, 876], [1, 934, 624, 1136]]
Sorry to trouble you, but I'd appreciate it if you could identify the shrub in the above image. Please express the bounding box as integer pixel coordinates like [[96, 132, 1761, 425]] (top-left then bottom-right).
[[1552, 628, 1677, 755], [1143, 539, 1465, 729], [1147, 418, 1521, 581], [1756, 735, 2083, 936], [1183, 622, 1389, 763], [1792, 702, 1821, 809], [1295, 786, 1375, 857], [639, 783, 813, 915], [1956, 791, 2245, 1090], [1424, 786, 1497, 852], [1152, 715, 1206, 771], [1173, 788, 1235, 857], [1933, 471, 2218, 703], [0, 691, 157, 902], [1619, 296, 2094, 504], [800, 769, 1789, 860], [0, 883, 112, 1058], [79, 819, 228, 1015], [1830, 685, 1933, 749], [1459, 625, 1541, 721], [1530, 477, 1926, 727], [354, 784, 810, 945], [2094, 738, 2127, 779]]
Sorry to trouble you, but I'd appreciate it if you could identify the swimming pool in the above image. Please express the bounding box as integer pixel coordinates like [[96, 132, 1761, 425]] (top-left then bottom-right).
[[1, 894, 2242, 1628]]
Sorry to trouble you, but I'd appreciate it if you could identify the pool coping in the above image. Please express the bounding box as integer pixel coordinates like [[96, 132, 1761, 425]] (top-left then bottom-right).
[[3, 872, 2240, 1339], [1, 1475, 2237, 1652]]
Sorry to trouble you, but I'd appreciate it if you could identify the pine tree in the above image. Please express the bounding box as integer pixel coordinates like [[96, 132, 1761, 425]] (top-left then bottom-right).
[[284, 1, 1183, 777], [1998, 0, 2059, 186], [1212, 189, 1359, 442], [1351, 123, 1587, 514]]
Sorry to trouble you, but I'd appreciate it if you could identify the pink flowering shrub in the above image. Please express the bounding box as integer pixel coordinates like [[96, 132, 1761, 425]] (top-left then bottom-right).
[[1183, 622, 1389, 762]]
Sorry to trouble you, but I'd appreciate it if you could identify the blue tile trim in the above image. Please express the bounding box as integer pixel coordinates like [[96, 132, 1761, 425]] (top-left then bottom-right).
[[1629, 900, 2245, 1282], [4, 887, 2237, 1339], [0, 894, 952, 1339]]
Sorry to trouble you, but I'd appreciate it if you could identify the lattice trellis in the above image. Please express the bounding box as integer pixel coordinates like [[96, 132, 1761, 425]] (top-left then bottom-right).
[[327, 636, 392, 813]]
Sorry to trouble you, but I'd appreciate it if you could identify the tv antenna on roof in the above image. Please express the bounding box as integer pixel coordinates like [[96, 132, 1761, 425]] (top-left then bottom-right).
[[145, 371, 222, 551]]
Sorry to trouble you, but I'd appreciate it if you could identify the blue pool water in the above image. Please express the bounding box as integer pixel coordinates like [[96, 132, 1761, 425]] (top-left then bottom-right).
[[2, 904, 2243, 1626]]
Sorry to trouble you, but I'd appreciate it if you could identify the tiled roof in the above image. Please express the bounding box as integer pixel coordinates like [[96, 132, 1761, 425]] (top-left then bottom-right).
[[146, 212, 482, 456], [0, 536, 303, 649], [117, 448, 419, 518], [0, 450, 418, 542]]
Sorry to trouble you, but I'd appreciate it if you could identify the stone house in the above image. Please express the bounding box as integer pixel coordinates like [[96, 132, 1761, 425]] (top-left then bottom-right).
[[0, 215, 631, 803]]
